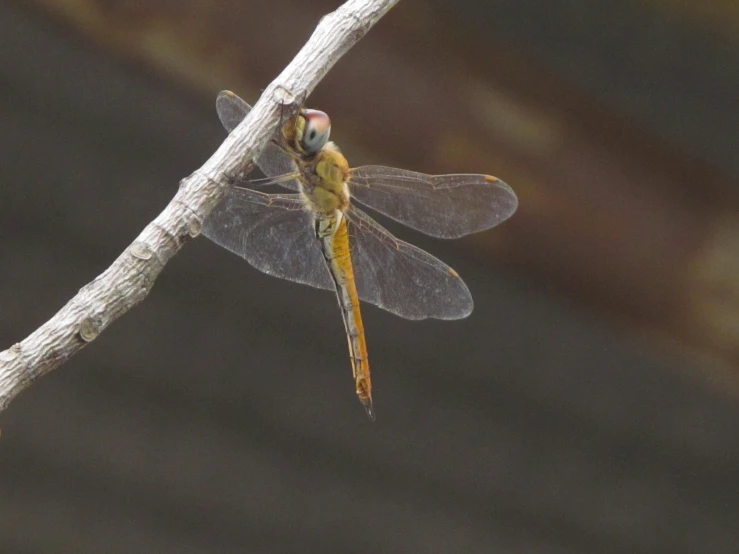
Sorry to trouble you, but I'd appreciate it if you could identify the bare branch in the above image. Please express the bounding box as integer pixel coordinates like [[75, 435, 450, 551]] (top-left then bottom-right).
[[0, 0, 400, 412]]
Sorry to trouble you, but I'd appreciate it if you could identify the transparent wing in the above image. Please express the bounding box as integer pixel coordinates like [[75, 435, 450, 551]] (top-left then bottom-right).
[[202, 187, 332, 290], [216, 90, 300, 191], [347, 206, 473, 320], [348, 166, 518, 238], [203, 188, 473, 319], [216, 90, 252, 133]]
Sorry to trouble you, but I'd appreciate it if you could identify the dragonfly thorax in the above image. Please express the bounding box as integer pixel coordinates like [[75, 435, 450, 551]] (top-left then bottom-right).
[[297, 142, 351, 215]]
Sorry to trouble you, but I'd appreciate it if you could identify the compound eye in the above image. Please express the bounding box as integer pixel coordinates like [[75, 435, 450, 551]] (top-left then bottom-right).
[[301, 109, 331, 154]]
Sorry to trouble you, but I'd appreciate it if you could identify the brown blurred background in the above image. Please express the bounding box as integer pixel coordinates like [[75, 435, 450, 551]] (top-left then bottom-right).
[[1, 0, 739, 552]]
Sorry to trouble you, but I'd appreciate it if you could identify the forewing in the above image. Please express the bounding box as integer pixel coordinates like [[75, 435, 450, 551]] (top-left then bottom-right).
[[216, 90, 252, 132], [348, 166, 518, 238], [216, 91, 300, 191], [347, 206, 473, 320], [203, 187, 332, 291]]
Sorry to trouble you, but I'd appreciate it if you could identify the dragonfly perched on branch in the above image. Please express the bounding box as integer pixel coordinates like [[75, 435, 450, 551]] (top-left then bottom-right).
[[204, 91, 518, 420]]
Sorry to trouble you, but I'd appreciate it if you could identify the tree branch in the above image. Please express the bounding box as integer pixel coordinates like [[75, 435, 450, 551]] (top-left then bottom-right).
[[0, 0, 400, 412]]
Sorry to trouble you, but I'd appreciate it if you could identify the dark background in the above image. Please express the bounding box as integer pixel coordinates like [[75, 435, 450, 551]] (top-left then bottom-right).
[[1, 1, 739, 552]]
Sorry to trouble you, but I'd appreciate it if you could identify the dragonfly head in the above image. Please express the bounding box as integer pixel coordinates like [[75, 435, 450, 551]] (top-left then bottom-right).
[[290, 109, 331, 155]]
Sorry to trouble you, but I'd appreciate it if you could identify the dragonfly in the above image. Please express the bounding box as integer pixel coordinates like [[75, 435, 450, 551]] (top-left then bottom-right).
[[203, 91, 518, 420]]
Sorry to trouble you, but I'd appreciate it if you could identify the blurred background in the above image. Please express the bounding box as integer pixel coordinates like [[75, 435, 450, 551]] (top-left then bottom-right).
[[1, 0, 739, 552]]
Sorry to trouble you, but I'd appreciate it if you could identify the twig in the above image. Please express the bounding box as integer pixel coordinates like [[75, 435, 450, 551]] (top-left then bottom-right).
[[0, 0, 400, 412]]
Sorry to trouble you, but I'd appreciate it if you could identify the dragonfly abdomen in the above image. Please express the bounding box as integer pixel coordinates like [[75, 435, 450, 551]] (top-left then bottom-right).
[[317, 214, 374, 421]]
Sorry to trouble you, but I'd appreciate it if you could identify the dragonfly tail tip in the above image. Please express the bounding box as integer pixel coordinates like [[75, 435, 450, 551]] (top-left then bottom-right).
[[361, 399, 376, 422]]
